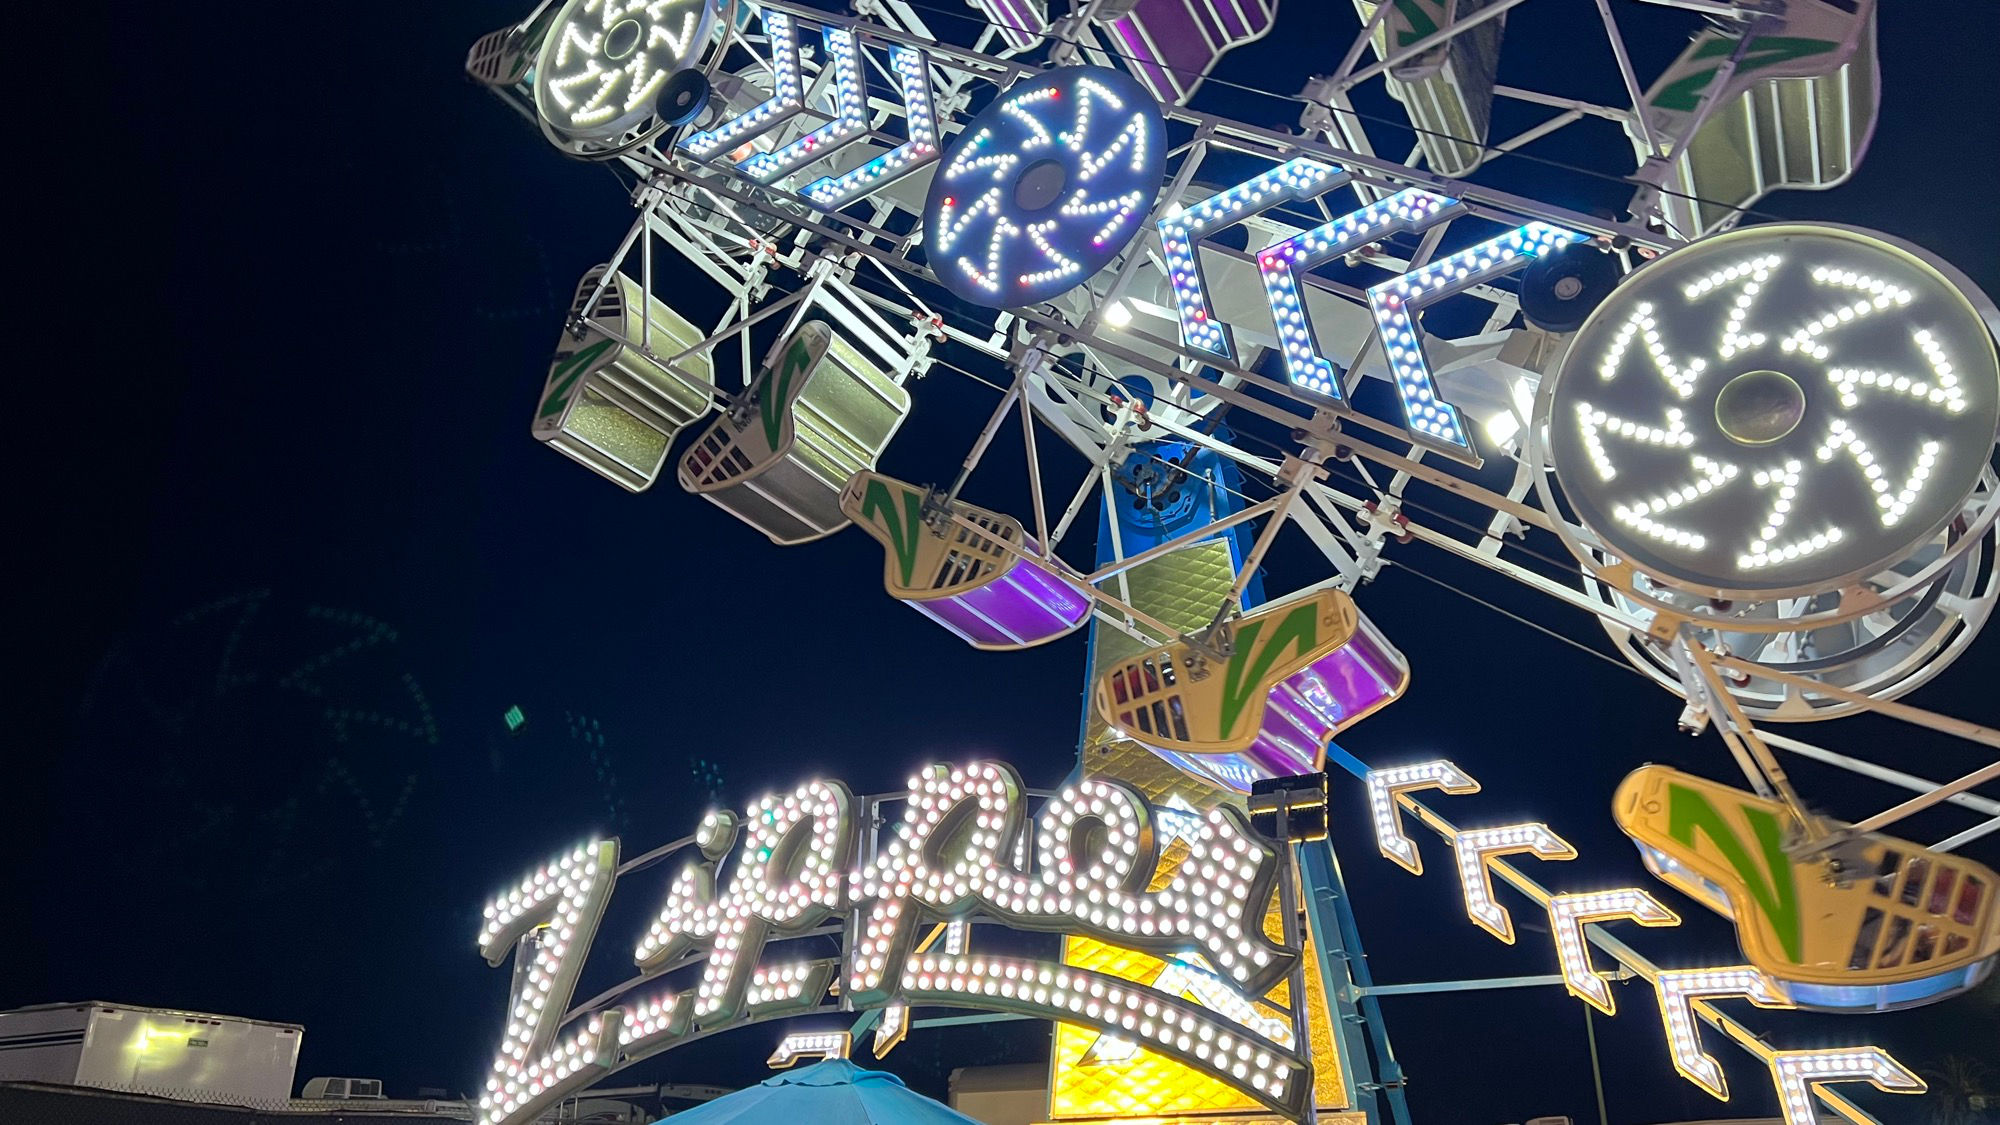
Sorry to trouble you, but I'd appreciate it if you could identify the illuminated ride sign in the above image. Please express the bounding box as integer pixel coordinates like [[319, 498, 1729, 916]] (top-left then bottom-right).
[[472, 754, 1948, 1125], [472, 763, 1311, 1125]]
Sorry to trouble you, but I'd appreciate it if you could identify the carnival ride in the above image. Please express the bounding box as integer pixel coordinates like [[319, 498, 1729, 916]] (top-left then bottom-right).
[[467, 1, 1998, 1122]]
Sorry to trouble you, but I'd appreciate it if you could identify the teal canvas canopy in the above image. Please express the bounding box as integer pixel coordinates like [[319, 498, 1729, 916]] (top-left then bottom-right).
[[655, 1059, 987, 1124]]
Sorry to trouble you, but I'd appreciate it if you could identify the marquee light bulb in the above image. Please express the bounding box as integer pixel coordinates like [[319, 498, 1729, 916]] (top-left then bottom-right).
[[616, 990, 688, 1054]]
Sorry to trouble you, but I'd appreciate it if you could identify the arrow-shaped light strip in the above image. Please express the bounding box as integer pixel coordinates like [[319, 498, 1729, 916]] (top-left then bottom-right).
[[1653, 967, 1792, 1100], [1769, 1048, 1925, 1125], [1365, 760, 1481, 875], [1159, 159, 1347, 362], [801, 47, 939, 209], [740, 27, 866, 182], [1368, 222, 1585, 454], [678, 12, 804, 161], [1451, 824, 1576, 943], [1259, 187, 1457, 403], [1546, 889, 1681, 1015], [872, 999, 909, 1057], [767, 1030, 851, 1068]]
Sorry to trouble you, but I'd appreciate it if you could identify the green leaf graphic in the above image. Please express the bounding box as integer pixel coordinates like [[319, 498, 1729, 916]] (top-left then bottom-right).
[[1653, 37, 1837, 113], [1667, 783, 1804, 962], [1392, 0, 1438, 46], [860, 479, 927, 587], [759, 335, 819, 449], [1216, 605, 1318, 740], [538, 338, 616, 419]]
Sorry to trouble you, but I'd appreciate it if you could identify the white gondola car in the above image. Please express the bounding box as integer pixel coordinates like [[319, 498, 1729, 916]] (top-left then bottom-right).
[[1631, 0, 1879, 236], [464, 23, 532, 87], [1351, 0, 1506, 178], [533, 266, 717, 492], [679, 319, 911, 545]]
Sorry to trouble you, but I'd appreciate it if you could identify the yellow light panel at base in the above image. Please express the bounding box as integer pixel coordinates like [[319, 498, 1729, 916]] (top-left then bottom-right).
[[1047, 933, 1350, 1120]]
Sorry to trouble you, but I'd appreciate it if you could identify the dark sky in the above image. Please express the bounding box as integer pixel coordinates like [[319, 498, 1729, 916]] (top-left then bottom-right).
[[14, 2, 2000, 1123]]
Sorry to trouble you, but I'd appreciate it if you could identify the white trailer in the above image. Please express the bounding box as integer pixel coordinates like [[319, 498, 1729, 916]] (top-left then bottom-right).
[[0, 1001, 302, 1106]]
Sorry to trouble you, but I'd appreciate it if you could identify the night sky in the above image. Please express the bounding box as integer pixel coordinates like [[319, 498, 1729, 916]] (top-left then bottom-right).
[[14, 2, 2000, 1123]]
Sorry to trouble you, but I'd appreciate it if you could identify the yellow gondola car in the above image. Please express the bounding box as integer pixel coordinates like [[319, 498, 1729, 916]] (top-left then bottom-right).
[[533, 266, 717, 491], [1615, 765, 1998, 1011], [839, 472, 1093, 650], [679, 320, 911, 545], [1091, 590, 1410, 792]]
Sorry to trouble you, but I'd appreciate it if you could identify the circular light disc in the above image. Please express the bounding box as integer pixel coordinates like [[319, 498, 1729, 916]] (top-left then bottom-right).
[[1544, 224, 2000, 599], [923, 67, 1165, 309], [534, 0, 717, 141]]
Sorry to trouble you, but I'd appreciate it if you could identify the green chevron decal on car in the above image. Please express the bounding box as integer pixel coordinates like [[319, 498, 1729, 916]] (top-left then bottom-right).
[[859, 478, 927, 587], [1216, 604, 1317, 740], [539, 338, 617, 420], [1667, 782, 1804, 962]]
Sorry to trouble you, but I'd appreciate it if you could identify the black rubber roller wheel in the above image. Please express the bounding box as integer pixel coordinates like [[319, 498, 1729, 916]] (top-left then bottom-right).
[[1521, 242, 1620, 333], [658, 69, 711, 128]]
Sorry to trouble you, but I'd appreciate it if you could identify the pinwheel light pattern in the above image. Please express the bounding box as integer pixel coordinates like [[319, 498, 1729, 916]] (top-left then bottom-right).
[[534, 0, 716, 139], [923, 67, 1164, 308], [1547, 226, 2000, 597]]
